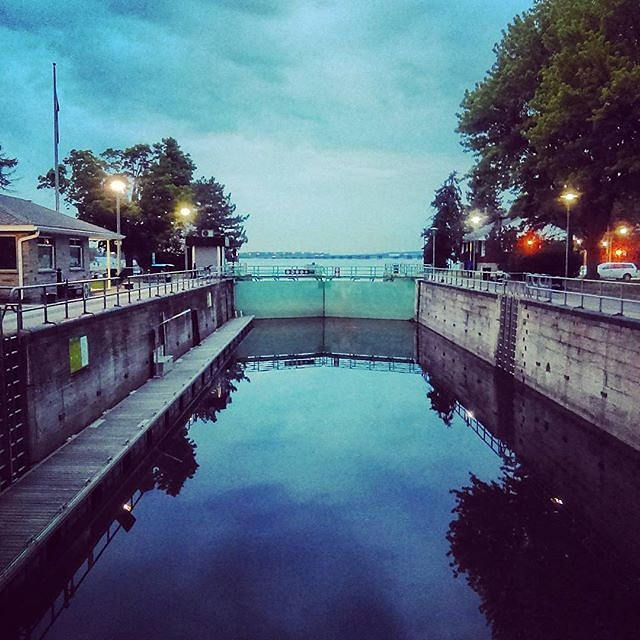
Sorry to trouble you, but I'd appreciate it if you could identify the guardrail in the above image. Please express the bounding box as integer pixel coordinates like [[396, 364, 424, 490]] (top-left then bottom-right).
[[226, 263, 424, 280], [420, 267, 640, 319], [0, 267, 225, 333]]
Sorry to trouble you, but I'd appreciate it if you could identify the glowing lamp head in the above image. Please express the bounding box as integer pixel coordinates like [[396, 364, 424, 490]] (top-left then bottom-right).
[[179, 207, 192, 217], [618, 226, 629, 235], [560, 189, 579, 204], [109, 179, 126, 195]]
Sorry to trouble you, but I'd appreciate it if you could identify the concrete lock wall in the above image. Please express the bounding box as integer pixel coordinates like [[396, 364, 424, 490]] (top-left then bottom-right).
[[417, 323, 640, 569], [416, 280, 502, 365], [417, 280, 640, 451], [514, 301, 640, 450], [234, 279, 416, 320], [22, 280, 234, 462]]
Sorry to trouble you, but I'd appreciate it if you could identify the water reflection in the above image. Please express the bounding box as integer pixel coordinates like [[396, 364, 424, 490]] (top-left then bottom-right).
[[5, 319, 640, 640], [1, 363, 243, 640], [417, 323, 640, 639], [448, 459, 640, 640]]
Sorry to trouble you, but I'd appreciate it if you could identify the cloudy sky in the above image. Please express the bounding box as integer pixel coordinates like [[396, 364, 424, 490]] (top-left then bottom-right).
[[1, 0, 533, 253]]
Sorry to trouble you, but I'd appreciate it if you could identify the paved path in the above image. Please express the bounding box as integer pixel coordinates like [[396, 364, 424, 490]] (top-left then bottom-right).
[[0, 315, 253, 590]]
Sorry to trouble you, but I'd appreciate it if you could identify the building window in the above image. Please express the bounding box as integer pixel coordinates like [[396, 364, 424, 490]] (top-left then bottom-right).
[[38, 237, 55, 271], [0, 237, 17, 270], [69, 238, 83, 268]]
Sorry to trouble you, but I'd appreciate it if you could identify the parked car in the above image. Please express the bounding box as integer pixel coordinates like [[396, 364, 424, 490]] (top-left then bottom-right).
[[578, 262, 639, 280]]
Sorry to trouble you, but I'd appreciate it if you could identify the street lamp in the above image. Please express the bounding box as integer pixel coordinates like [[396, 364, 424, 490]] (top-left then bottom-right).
[[560, 189, 579, 278], [109, 178, 127, 275], [469, 214, 483, 272], [179, 207, 194, 270], [430, 226, 437, 273], [606, 225, 630, 261]]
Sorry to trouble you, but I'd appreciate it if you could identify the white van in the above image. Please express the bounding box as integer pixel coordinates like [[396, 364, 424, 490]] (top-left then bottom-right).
[[579, 262, 638, 281]]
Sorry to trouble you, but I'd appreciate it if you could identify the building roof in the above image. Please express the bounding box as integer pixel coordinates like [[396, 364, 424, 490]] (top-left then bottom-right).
[[0, 194, 123, 240]]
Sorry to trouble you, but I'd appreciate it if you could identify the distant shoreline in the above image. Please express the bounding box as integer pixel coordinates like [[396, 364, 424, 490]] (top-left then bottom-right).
[[239, 252, 422, 261]]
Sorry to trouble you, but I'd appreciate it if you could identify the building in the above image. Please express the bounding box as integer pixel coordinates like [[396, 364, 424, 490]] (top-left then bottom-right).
[[184, 232, 228, 270], [0, 194, 123, 296], [462, 216, 565, 272]]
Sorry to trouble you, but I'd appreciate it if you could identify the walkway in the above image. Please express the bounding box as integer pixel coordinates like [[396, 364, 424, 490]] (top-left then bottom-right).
[[0, 315, 253, 591], [1, 273, 224, 335]]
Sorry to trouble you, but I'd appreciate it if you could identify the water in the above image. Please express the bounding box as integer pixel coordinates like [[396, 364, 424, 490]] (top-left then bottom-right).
[[238, 256, 423, 270], [5, 319, 640, 639]]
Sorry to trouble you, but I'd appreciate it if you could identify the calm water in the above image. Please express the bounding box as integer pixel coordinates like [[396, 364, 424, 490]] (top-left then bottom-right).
[[5, 319, 640, 639], [238, 257, 423, 270]]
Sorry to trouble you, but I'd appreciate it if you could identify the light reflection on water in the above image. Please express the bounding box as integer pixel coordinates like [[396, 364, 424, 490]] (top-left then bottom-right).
[[7, 319, 640, 640]]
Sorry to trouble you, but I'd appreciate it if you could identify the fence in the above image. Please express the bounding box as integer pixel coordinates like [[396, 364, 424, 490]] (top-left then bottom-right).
[[0, 267, 225, 333], [421, 268, 640, 320]]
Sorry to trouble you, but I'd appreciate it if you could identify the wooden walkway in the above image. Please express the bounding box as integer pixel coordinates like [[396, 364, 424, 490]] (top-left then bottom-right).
[[0, 315, 253, 590]]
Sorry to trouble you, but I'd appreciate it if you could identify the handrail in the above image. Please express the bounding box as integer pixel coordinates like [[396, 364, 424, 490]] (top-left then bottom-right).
[[0, 267, 226, 333], [419, 267, 640, 319]]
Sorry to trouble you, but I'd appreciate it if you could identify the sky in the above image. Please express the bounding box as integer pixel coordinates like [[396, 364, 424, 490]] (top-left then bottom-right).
[[0, 0, 534, 253]]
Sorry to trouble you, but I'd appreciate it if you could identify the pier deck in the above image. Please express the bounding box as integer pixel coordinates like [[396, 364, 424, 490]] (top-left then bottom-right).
[[0, 315, 253, 591]]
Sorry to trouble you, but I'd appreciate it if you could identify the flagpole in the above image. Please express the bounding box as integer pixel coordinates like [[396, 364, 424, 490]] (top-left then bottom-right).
[[53, 62, 60, 212]]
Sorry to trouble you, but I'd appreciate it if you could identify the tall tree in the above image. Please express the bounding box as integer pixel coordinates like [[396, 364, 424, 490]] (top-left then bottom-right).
[[39, 139, 198, 268], [192, 177, 249, 261], [135, 138, 196, 266], [101, 144, 152, 201], [458, 0, 640, 276], [0, 145, 18, 191], [422, 172, 465, 267], [38, 149, 113, 228]]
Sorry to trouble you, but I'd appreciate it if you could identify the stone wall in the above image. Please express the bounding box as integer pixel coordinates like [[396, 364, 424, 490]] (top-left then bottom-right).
[[417, 279, 640, 450], [417, 323, 640, 569], [21, 280, 234, 462], [416, 279, 501, 366], [22, 235, 92, 287], [514, 300, 640, 449]]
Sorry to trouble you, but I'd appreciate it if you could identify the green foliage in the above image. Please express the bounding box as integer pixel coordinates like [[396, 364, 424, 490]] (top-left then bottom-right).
[[0, 145, 18, 191], [422, 172, 465, 267], [38, 138, 248, 268], [135, 138, 196, 265], [458, 0, 640, 276], [39, 149, 113, 228], [192, 177, 249, 262]]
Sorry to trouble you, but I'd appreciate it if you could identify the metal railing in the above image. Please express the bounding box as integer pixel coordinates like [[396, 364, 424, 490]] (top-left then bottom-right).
[[0, 267, 225, 333], [226, 262, 425, 280], [420, 267, 640, 320], [520, 273, 640, 317]]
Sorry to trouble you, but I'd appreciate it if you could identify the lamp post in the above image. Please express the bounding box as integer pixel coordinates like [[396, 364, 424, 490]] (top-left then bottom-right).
[[470, 214, 482, 272], [180, 207, 192, 270], [109, 178, 127, 275], [430, 226, 437, 274], [560, 189, 579, 278]]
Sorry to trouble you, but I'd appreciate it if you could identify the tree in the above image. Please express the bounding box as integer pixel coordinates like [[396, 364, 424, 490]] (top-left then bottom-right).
[[135, 138, 196, 266], [38, 149, 113, 228], [0, 145, 18, 191], [192, 177, 249, 261], [422, 172, 465, 267], [458, 0, 640, 277], [101, 144, 152, 201], [38, 139, 198, 269]]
